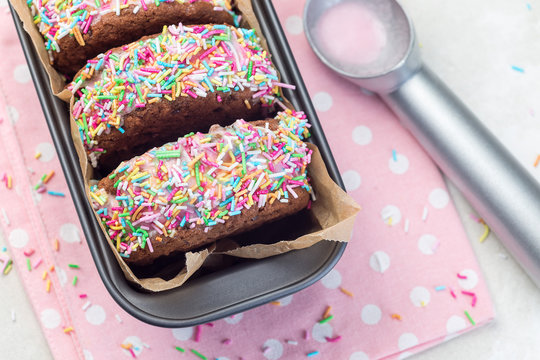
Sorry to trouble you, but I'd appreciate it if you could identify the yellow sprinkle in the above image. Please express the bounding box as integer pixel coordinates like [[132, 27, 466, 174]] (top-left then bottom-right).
[[73, 25, 85, 46], [63, 327, 74, 333], [479, 221, 490, 243], [322, 306, 332, 319], [188, 153, 205, 168], [391, 314, 402, 320], [44, 171, 55, 184], [35, 152, 42, 159], [46, 279, 51, 292], [54, 238, 59, 251], [7, 176, 12, 189], [340, 287, 354, 297], [90, 192, 105, 206], [270, 301, 281, 306], [42, 271, 48, 280], [244, 99, 252, 109]]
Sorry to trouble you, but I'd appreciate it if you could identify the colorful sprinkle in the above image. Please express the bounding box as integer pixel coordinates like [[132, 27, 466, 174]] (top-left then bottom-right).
[[68, 264, 80, 269], [457, 273, 468, 279], [391, 313, 402, 320], [464, 310, 476, 326], [511, 65, 525, 73], [48, 191, 65, 197], [307, 351, 320, 357], [72, 276, 78, 286], [175, 346, 185, 353], [319, 315, 333, 324], [190, 349, 207, 360], [435, 286, 446, 291], [339, 287, 354, 297]]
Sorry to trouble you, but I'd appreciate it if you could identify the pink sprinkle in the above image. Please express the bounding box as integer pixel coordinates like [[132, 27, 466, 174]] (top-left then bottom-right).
[[222, 338, 232, 345], [457, 273, 468, 279], [79, 294, 87, 298], [449, 288, 457, 299], [128, 347, 136, 358], [205, 322, 214, 327], [24, 249, 35, 257], [32, 257, 43, 269], [194, 325, 201, 342], [472, 295, 478, 307], [217, 95, 222, 102], [461, 291, 475, 297], [326, 335, 342, 343], [304, 329, 310, 340]]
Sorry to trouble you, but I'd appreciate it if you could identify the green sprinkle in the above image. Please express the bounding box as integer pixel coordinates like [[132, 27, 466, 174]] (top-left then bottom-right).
[[241, 152, 247, 175], [171, 198, 188, 204], [72, 276, 78, 286], [247, 60, 253, 80], [96, 95, 117, 100], [319, 315, 333, 324], [291, 153, 305, 158], [464, 310, 475, 326], [108, 173, 117, 179], [68, 264, 80, 269], [26, 258, 31, 272], [155, 150, 181, 159], [190, 349, 207, 360], [114, 179, 122, 188], [135, 83, 144, 102], [175, 346, 185, 353], [195, 163, 201, 187]]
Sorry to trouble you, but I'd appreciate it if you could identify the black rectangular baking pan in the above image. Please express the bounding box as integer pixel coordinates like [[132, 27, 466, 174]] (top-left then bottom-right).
[[11, 0, 348, 327]]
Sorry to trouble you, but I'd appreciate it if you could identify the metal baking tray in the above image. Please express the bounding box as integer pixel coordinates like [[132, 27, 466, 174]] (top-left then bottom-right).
[[11, 0, 347, 327]]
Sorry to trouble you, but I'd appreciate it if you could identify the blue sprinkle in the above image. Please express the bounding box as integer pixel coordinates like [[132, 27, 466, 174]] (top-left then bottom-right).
[[229, 210, 241, 216], [511, 65, 525, 73], [307, 351, 320, 357], [47, 191, 65, 197], [435, 286, 446, 291], [117, 127, 125, 134], [527, 3, 532, 10], [392, 149, 397, 161]]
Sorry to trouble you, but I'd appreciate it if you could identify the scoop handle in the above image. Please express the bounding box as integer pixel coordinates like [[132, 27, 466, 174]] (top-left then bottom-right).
[[382, 65, 540, 286]]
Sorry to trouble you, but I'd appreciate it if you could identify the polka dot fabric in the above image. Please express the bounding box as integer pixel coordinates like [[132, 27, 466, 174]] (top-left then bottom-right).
[[0, 2, 493, 360]]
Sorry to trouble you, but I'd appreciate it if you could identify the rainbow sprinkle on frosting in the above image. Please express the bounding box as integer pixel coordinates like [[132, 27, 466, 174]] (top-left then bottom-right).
[[89, 110, 312, 258], [28, 0, 236, 57], [70, 23, 286, 165]]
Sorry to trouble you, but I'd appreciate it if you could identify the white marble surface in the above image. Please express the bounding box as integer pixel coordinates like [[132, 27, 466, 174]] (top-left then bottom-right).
[[2, 0, 540, 359]]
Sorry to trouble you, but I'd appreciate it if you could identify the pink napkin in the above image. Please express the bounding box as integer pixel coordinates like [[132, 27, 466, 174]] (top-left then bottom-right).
[[0, 1, 493, 359]]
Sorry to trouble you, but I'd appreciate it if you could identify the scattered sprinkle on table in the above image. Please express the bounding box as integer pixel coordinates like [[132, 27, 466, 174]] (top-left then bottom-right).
[[190, 348, 207, 360], [435, 285, 446, 291], [391, 313, 402, 320], [511, 65, 525, 73], [319, 315, 333, 324], [68, 264, 80, 269], [322, 305, 332, 319], [72, 276, 78, 286], [479, 220, 490, 243], [175, 346, 185, 353], [457, 273, 468, 279], [534, 155, 540, 167], [1, 208, 10, 226], [47, 191, 65, 197], [340, 287, 354, 297], [307, 351, 320, 357], [464, 310, 476, 325]]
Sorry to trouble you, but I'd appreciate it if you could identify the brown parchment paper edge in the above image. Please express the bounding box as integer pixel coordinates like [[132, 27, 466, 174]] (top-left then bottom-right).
[[64, 0, 361, 292], [9, 0, 71, 100]]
